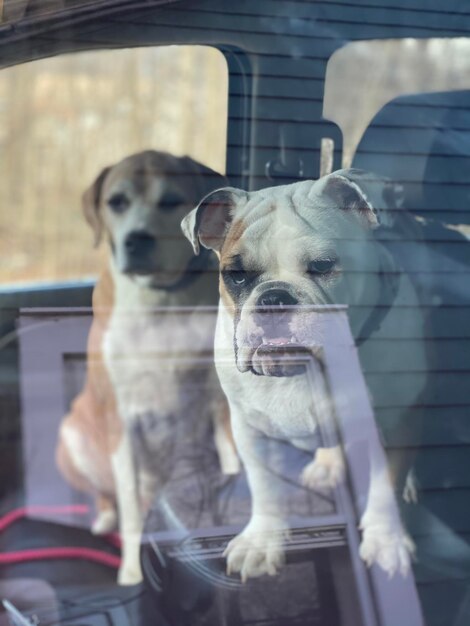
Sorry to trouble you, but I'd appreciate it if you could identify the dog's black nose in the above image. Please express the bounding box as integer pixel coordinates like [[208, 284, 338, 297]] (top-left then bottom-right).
[[256, 289, 298, 309], [255, 289, 298, 334], [125, 231, 156, 256]]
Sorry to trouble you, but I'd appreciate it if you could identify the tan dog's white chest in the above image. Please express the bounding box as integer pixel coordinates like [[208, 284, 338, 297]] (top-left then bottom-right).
[[105, 310, 215, 424]]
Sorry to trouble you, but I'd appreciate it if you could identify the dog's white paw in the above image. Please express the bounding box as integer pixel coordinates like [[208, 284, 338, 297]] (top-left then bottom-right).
[[223, 517, 288, 582], [91, 509, 118, 535], [118, 533, 144, 585], [301, 446, 345, 491], [359, 517, 415, 577], [118, 558, 143, 585]]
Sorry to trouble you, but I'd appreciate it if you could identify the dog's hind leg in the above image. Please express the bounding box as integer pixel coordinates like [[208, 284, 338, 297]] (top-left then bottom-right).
[[57, 417, 118, 533], [91, 494, 118, 535], [208, 371, 240, 475], [213, 406, 241, 476], [359, 438, 415, 577]]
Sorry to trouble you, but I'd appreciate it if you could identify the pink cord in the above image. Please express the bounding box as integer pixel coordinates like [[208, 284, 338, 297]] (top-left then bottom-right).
[[0, 505, 121, 569], [0, 547, 120, 569]]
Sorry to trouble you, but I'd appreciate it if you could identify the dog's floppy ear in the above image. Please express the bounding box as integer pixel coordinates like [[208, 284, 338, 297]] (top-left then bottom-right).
[[322, 172, 379, 228], [180, 156, 228, 198], [82, 166, 111, 247], [181, 187, 246, 255]]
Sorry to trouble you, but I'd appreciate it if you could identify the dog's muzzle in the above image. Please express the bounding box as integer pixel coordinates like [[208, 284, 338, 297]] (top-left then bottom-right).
[[123, 230, 157, 275], [244, 288, 311, 377]]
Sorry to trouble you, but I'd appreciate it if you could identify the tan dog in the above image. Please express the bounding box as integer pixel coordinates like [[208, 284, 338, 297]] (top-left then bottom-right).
[[57, 151, 239, 584]]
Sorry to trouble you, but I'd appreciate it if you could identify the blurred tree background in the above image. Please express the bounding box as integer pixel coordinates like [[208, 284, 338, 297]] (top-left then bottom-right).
[[0, 45, 227, 283]]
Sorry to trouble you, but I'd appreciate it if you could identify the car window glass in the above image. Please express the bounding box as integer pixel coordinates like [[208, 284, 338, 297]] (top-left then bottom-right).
[[0, 45, 227, 284], [324, 37, 470, 168]]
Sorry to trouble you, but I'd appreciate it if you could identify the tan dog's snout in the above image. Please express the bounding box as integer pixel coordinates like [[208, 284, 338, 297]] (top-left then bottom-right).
[[123, 229, 157, 274]]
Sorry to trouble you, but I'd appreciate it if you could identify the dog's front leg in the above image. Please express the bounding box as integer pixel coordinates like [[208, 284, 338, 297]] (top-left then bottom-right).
[[300, 445, 345, 492], [359, 438, 415, 578], [111, 428, 143, 585], [224, 406, 289, 582]]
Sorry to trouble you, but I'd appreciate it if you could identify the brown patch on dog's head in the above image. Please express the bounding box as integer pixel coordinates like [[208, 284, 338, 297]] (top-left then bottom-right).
[[219, 218, 247, 265], [217, 218, 249, 318], [82, 166, 111, 247], [219, 277, 236, 314]]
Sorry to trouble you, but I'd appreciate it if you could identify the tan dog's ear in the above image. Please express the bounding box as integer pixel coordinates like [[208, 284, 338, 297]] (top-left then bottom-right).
[[322, 172, 379, 228], [181, 187, 247, 255], [180, 156, 228, 198], [82, 167, 111, 247]]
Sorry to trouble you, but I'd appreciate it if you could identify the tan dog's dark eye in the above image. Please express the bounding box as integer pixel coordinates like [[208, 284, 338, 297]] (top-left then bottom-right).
[[307, 258, 337, 275], [108, 193, 130, 213]]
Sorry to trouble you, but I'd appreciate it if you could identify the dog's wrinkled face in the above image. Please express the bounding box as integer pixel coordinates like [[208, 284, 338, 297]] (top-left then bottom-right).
[[83, 150, 225, 289], [182, 170, 396, 376]]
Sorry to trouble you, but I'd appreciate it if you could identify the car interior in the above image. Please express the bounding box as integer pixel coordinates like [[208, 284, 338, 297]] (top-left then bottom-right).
[[0, 1, 469, 625]]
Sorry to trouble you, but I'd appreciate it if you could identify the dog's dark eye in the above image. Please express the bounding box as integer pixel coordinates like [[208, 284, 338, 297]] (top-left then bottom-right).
[[232, 272, 248, 286], [225, 271, 248, 286], [159, 192, 184, 212], [107, 193, 129, 213], [307, 257, 337, 275], [223, 270, 257, 288]]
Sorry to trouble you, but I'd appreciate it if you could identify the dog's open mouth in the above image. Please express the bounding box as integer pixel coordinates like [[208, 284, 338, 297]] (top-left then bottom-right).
[[251, 336, 310, 377]]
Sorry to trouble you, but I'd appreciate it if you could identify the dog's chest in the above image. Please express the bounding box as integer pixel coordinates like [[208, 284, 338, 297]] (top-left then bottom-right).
[[221, 367, 321, 443], [247, 404, 318, 443], [104, 308, 215, 421]]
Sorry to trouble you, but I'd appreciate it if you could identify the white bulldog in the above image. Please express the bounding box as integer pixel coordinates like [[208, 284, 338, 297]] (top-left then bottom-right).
[[182, 169, 421, 582]]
